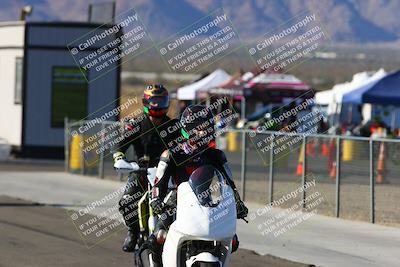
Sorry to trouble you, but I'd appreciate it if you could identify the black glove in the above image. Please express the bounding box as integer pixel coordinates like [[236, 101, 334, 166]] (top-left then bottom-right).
[[150, 198, 164, 215], [137, 157, 150, 175], [138, 156, 149, 165], [236, 200, 248, 219], [232, 190, 248, 219]]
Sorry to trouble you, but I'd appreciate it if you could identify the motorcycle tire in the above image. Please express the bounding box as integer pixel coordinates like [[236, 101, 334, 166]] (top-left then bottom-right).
[[140, 248, 161, 267], [197, 263, 220, 267]]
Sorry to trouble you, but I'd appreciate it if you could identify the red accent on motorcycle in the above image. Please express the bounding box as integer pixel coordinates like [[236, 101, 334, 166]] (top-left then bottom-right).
[[156, 230, 167, 244], [231, 234, 239, 253], [125, 124, 134, 131], [152, 187, 159, 198], [185, 166, 197, 176]]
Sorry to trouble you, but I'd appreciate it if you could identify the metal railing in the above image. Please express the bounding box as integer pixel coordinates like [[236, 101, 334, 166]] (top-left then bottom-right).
[[228, 129, 400, 227], [64, 120, 400, 227]]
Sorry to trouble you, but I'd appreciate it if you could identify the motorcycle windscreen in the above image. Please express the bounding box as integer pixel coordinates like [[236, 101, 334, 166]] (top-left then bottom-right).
[[188, 165, 224, 208]]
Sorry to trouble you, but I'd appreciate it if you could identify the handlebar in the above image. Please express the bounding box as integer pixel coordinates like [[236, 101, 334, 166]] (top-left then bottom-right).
[[114, 166, 147, 173], [113, 159, 148, 174]]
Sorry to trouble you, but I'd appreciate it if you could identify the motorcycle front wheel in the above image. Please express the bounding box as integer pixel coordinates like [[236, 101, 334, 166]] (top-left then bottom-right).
[[197, 263, 220, 267], [140, 248, 161, 267]]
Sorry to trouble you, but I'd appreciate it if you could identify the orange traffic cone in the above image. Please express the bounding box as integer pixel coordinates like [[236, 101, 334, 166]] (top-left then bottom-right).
[[376, 142, 386, 184], [327, 138, 338, 179], [330, 161, 337, 179], [296, 144, 304, 176], [327, 138, 336, 172], [306, 141, 316, 157], [321, 142, 329, 157]]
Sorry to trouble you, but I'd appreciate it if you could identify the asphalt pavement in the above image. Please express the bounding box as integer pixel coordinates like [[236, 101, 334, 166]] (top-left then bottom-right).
[[0, 169, 399, 267], [0, 196, 311, 267]]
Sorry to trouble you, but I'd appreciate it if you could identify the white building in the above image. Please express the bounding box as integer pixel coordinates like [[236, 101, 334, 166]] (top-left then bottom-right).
[[0, 22, 24, 149], [0, 21, 120, 158]]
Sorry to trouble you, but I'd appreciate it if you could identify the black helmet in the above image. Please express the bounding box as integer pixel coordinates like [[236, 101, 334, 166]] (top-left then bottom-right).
[[180, 105, 216, 154], [143, 84, 170, 117]]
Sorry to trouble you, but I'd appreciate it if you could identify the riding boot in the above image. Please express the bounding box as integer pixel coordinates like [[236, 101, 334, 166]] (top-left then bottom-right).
[[122, 229, 138, 252]]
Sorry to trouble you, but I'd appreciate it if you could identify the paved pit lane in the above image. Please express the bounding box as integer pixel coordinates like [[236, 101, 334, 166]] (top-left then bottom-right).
[[0, 196, 313, 267]]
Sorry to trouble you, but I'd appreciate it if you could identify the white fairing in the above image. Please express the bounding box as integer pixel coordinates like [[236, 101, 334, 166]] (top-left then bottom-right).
[[176, 183, 236, 238], [147, 167, 157, 187], [163, 181, 236, 267]]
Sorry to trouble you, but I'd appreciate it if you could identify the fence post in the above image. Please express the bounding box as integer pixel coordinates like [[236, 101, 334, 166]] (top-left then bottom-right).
[[268, 134, 274, 203], [335, 136, 341, 218], [64, 117, 69, 173], [370, 139, 375, 223], [301, 135, 307, 209], [98, 122, 105, 179], [80, 121, 85, 176], [240, 130, 247, 201]]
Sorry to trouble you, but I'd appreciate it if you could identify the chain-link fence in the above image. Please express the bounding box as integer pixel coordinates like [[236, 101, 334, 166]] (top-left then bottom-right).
[[65, 121, 400, 227], [231, 130, 400, 227]]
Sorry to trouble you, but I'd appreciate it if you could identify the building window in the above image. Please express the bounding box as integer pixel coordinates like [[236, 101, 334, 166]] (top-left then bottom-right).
[[51, 67, 88, 128], [14, 57, 23, 104]]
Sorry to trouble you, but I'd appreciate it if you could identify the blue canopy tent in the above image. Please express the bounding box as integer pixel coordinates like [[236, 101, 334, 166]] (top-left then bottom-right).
[[362, 70, 400, 105], [342, 70, 400, 130], [342, 70, 400, 105], [342, 72, 387, 104]]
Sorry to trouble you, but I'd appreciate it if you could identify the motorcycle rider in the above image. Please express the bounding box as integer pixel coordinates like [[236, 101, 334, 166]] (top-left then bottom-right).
[[113, 84, 178, 252], [143, 104, 248, 261]]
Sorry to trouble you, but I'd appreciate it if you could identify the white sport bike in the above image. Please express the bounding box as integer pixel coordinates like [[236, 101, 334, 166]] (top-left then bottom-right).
[[115, 160, 238, 267], [162, 165, 237, 267]]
